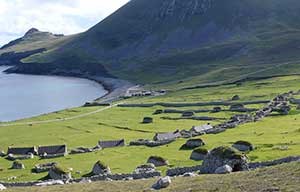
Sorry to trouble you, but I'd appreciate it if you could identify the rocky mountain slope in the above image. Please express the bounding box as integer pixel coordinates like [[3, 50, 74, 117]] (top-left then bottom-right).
[[2, 0, 300, 84]]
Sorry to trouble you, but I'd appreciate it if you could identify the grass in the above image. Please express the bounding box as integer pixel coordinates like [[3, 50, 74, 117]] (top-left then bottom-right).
[[5, 162, 300, 192], [0, 75, 300, 182]]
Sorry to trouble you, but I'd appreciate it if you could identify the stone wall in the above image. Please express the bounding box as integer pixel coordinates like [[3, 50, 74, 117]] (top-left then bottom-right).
[[166, 165, 202, 176]]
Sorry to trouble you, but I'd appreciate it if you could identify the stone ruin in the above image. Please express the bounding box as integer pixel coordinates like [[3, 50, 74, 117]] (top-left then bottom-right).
[[232, 141, 254, 152], [11, 161, 25, 170], [190, 148, 209, 161], [180, 138, 205, 150], [129, 139, 175, 147], [147, 156, 169, 167], [33, 162, 57, 173], [200, 146, 249, 174], [142, 117, 153, 124], [134, 163, 156, 174], [92, 161, 111, 175], [48, 164, 72, 180]]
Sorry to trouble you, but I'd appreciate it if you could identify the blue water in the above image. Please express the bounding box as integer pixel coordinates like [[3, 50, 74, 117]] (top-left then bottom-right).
[[0, 66, 107, 122]]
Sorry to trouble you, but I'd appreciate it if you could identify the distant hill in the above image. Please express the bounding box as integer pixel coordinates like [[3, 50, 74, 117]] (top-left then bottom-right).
[[2, 0, 300, 85]]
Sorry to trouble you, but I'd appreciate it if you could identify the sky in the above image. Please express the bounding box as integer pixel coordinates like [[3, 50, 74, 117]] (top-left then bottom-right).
[[0, 0, 130, 46]]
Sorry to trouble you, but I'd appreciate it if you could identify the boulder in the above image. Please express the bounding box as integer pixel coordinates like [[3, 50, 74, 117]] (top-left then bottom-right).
[[11, 161, 25, 169], [181, 139, 205, 150], [147, 156, 169, 167], [48, 164, 72, 180], [92, 161, 111, 175], [142, 117, 153, 124], [201, 146, 249, 174], [232, 95, 240, 101], [232, 141, 254, 152], [0, 184, 6, 191], [215, 165, 233, 174], [134, 163, 156, 174], [190, 148, 209, 161], [152, 176, 171, 190]]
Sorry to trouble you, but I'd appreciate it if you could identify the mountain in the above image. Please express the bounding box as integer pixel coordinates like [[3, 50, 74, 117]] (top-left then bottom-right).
[[2, 0, 300, 85]]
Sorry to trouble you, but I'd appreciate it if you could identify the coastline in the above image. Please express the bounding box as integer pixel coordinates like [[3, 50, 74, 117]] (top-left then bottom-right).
[[2, 65, 135, 103]]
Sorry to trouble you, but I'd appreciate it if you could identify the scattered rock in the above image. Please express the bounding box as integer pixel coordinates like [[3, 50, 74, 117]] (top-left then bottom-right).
[[142, 117, 153, 124], [35, 180, 64, 186], [134, 163, 156, 174], [152, 176, 171, 190], [48, 164, 72, 180], [11, 161, 25, 169], [232, 95, 240, 101], [181, 139, 205, 150], [232, 141, 254, 152], [201, 146, 249, 174], [0, 184, 6, 191], [190, 148, 209, 161], [0, 151, 6, 157], [215, 165, 233, 174], [92, 161, 111, 175], [147, 156, 169, 167]]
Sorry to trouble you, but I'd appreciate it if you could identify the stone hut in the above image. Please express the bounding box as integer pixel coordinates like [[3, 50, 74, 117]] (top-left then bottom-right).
[[153, 130, 181, 141], [181, 139, 205, 150], [212, 107, 222, 113], [11, 161, 25, 169], [92, 160, 111, 175], [232, 141, 254, 152], [182, 111, 195, 117], [7, 146, 37, 155], [142, 117, 153, 124], [190, 148, 209, 161], [48, 164, 72, 180], [201, 146, 249, 174], [38, 145, 67, 158], [147, 156, 169, 167], [98, 139, 125, 149], [232, 95, 240, 101]]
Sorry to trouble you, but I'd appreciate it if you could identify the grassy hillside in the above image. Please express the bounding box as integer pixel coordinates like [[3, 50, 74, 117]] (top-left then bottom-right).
[[0, 75, 300, 182], [6, 161, 300, 192], [2, 0, 298, 84]]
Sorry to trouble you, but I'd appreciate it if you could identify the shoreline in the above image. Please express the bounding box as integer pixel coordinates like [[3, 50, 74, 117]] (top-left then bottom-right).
[[2, 65, 135, 103]]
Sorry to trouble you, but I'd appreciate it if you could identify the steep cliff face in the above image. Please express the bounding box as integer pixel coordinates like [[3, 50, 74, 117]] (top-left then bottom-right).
[[3, 0, 300, 84]]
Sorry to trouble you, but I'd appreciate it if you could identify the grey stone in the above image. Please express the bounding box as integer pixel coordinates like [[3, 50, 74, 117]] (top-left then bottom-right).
[[35, 180, 64, 186], [232, 141, 254, 152], [134, 163, 156, 174], [152, 176, 171, 190], [183, 139, 205, 149], [215, 165, 233, 174]]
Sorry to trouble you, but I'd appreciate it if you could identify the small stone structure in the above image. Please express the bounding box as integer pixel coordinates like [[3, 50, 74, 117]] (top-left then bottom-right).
[[190, 124, 213, 134], [0, 150, 6, 157], [153, 130, 181, 141], [70, 146, 101, 154], [152, 176, 171, 190], [142, 117, 153, 124], [201, 146, 249, 174], [33, 162, 57, 173], [11, 161, 25, 169], [232, 141, 254, 152], [190, 148, 209, 161], [232, 95, 240, 101], [48, 164, 72, 180], [182, 111, 195, 117], [181, 139, 205, 150], [38, 145, 67, 159], [7, 146, 37, 155], [98, 139, 125, 149], [147, 156, 169, 167], [92, 161, 111, 175]]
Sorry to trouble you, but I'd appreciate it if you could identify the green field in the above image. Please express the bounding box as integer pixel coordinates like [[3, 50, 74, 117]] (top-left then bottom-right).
[[0, 75, 299, 182]]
